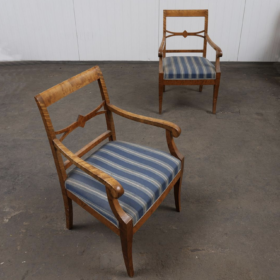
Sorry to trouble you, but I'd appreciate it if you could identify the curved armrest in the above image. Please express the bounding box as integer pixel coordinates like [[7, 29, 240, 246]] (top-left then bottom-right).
[[53, 139, 124, 199], [206, 34, 223, 58], [107, 104, 181, 138], [158, 37, 166, 57]]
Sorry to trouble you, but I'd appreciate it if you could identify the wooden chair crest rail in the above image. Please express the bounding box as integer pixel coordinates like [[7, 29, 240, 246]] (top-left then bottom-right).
[[35, 66, 184, 277], [158, 9, 223, 114]]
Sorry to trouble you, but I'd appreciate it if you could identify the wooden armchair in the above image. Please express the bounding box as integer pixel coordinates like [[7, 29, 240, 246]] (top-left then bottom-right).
[[35, 66, 184, 277], [159, 10, 223, 114]]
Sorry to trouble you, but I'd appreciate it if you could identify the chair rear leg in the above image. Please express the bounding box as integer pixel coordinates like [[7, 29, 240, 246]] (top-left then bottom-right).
[[64, 197, 73, 229], [174, 176, 182, 212], [159, 84, 163, 114], [212, 83, 220, 114], [159, 74, 164, 114], [120, 222, 134, 277], [213, 74, 221, 114], [199, 85, 203, 92]]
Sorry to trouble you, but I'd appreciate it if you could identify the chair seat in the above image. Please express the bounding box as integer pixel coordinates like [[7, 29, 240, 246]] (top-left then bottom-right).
[[163, 56, 216, 80], [65, 141, 181, 227]]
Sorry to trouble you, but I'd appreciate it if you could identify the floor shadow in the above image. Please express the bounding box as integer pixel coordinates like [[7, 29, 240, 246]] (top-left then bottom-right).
[[162, 86, 214, 114], [128, 190, 217, 278], [165, 99, 211, 114], [157, 204, 177, 212], [164, 85, 201, 93]]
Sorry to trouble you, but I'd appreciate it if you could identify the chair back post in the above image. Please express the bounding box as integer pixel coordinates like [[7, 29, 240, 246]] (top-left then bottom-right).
[[163, 10, 167, 58], [35, 95, 68, 200], [203, 10, 209, 58], [97, 69, 116, 141]]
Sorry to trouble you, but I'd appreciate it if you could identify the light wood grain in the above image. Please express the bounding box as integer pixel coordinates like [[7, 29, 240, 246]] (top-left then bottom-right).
[[165, 10, 208, 17], [37, 66, 100, 107], [107, 104, 181, 137], [206, 34, 223, 58]]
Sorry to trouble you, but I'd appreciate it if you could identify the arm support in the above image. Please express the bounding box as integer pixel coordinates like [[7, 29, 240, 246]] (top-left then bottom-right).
[[53, 139, 124, 199], [158, 36, 166, 58], [107, 104, 181, 138], [206, 34, 223, 58]]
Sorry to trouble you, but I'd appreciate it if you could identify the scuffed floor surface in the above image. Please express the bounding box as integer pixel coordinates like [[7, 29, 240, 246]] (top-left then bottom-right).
[[0, 62, 279, 280]]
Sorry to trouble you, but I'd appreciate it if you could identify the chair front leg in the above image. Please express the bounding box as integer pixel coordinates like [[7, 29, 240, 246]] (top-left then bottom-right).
[[106, 189, 134, 277], [212, 72, 221, 114], [199, 85, 203, 92], [174, 159, 184, 212], [166, 130, 184, 211], [59, 182, 73, 230], [120, 220, 134, 277], [64, 196, 73, 229]]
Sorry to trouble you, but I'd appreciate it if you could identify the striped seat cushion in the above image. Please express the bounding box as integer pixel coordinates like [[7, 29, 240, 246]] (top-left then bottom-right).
[[163, 56, 216, 80], [65, 141, 181, 227]]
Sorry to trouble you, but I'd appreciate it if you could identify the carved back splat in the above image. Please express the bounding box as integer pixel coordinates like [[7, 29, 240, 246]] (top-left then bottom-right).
[[163, 9, 209, 57], [165, 29, 205, 39], [55, 101, 106, 141]]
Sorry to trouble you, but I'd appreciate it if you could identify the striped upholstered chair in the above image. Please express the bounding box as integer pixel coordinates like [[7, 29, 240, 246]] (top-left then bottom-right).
[[35, 66, 184, 277], [159, 10, 223, 114]]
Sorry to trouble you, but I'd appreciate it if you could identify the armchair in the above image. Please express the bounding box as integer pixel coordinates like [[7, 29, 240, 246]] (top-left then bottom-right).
[[35, 66, 184, 277], [159, 10, 223, 114]]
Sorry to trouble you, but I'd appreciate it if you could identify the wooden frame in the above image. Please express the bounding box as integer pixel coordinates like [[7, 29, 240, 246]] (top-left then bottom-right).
[[35, 66, 184, 277], [158, 10, 223, 114]]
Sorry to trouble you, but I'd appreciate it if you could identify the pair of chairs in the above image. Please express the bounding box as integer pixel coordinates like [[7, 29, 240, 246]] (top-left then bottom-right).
[[35, 10, 221, 277]]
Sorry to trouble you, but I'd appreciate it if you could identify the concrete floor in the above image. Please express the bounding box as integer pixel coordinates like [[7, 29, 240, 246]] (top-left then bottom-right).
[[0, 61, 279, 280]]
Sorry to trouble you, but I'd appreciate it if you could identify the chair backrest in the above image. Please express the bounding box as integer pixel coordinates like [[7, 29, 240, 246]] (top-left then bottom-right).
[[35, 66, 116, 173], [163, 10, 209, 57]]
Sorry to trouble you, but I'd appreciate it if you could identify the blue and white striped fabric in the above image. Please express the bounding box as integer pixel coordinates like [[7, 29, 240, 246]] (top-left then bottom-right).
[[163, 56, 216, 80], [65, 141, 181, 227]]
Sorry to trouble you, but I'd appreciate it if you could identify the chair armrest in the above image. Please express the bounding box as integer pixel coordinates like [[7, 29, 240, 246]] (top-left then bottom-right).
[[107, 104, 181, 138], [206, 34, 223, 58], [53, 139, 124, 199], [158, 37, 166, 58]]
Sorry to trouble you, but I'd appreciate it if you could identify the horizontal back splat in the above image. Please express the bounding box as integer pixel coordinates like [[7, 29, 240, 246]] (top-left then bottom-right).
[[165, 29, 205, 39], [55, 101, 106, 141]]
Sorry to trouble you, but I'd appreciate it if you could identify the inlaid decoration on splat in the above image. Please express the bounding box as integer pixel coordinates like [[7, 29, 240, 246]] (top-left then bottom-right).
[[55, 100, 106, 141], [165, 29, 205, 39]]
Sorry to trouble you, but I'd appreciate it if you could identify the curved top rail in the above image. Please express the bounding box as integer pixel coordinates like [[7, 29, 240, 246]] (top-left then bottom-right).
[[164, 10, 208, 17], [35, 66, 101, 107]]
